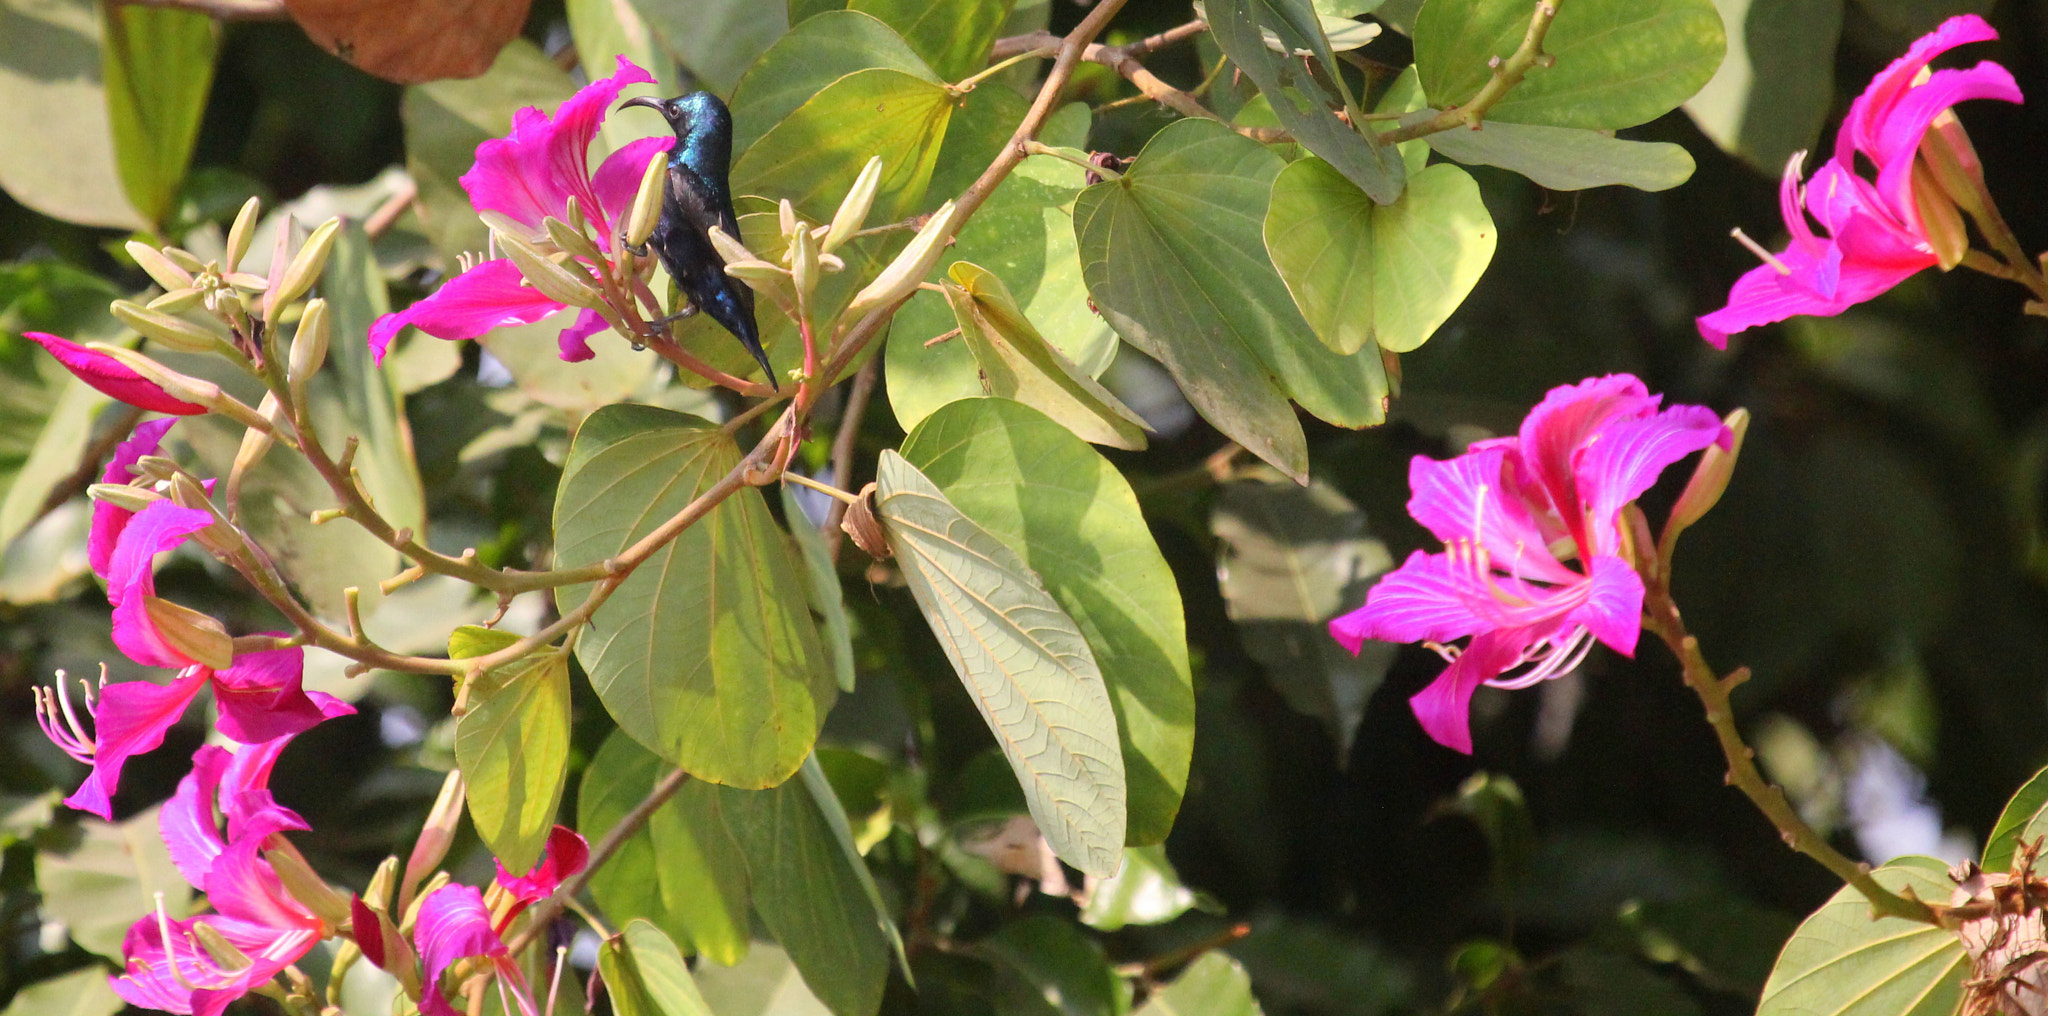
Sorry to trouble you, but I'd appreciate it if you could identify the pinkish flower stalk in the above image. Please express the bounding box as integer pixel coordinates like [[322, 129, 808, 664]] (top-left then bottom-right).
[[35, 644, 351, 819], [369, 57, 672, 366], [1697, 15, 2021, 347], [22, 332, 209, 415], [1328, 375, 1729, 753]]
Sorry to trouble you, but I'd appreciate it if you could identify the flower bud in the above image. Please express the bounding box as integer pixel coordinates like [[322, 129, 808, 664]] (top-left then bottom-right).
[[88, 483, 164, 512], [1664, 407, 1749, 550], [779, 198, 800, 243], [401, 770, 467, 913], [364, 855, 400, 913], [161, 246, 206, 274], [824, 156, 882, 254], [789, 217, 820, 301], [259, 214, 297, 322], [143, 596, 234, 670], [146, 287, 205, 314], [845, 201, 960, 319], [125, 241, 194, 292], [269, 217, 341, 314], [225, 196, 262, 273], [289, 298, 331, 408], [724, 259, 789, 284], [189, 921, 254, 972], [96, 346, 223, 405], [224, 272, 269, 292], [349, 896, 422, 994], [624, 148, 668, 249], [267, 840, 353, 928], [566, 194, 587, 234], [498, 232, 604, 309], [232, 394, 282, 482], [111, 300, 228, 355], [1911, 161, 1969, 271], [544, 215, 605, 265], [706, 224, 757, 267], [167, 472, 213, 512]]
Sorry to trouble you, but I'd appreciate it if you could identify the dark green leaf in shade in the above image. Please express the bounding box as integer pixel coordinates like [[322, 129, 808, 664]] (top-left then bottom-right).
[[873, 450, 1127, 874], [1849, 0, 1989, 37], [729, 10, 938, 156], [402, 41, 575, 263], [1756, 857, 1965, 1016], [1206, 0, 1405, 204], [1080, 845, 1197, 931], [1555, 948, 1703, 1016], [601, 920, 718, 1016], [1212, 473, 1395, 760], [1134, 952, 1265, 1016], [902, 398, 1192, 846], [1983, 764, 2048, 873], [979, 915, 1128, 1016], [452, 639, 571, 874], [1074, 118, 1393, 483], [1440, 772, 1536, 898], [732, 67, 953, 223], [1264, 156, 1495, 356], [1682, 0, 1842, 173], [1617, 894, 1798, 996], [782, 486, 858, 693], [36, 807, 189, 958], [0, 263, 122, 553], [1415, 0, 1726, 130], [0, 965, 123, 1016], [937, 263, 1150, 449], [888, 102, 1108, 434], [797, 756, 910, 977], [554, 405, 834, 788], [848, 0, 1015, 80], [1413, 112, 1699, 191], [101, 4, 216, 228], [647, 779, 753, 966], [0, 0, 144, 229]]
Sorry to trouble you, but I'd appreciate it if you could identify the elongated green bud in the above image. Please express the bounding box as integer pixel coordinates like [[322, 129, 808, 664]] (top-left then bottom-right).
[[498, 232, 604, 309], [161, 246, 206, 274], [269, 218, 341, 313], [1663, 407, 1749, 553], [288, 298, 330, 408], [111, 300, 227, 354], [143, 596, 234, 670], [624, 148, 667, 249], [147, 287, 205, 314], [845, 201, 960, 319], [789, 218, 820, 301], [706, 224, 756, 267], [126, 241, 193, 292], [189, 920, 255, 972], [779, 198, 800, 243], [267, 840, 353, 927], [99, 345, 272, 431], [225, 196, 262, 273], [87, 483, 163, 512], [224, 272, 269, 292], [723, 259, 789, 283], [401, 770, 466, 915], [544, 215, 604, 265], [824, 156, 882, 253]]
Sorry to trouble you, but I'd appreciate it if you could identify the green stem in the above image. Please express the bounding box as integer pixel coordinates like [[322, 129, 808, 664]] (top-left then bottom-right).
[[1380, 0, 1563, 145]]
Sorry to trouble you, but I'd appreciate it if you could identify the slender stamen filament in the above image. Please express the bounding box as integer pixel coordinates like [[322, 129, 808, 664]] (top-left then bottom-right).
[[1731, 227, 1794, 276], [1487, 625, 1596, 689], [34, 670, 100, 763]]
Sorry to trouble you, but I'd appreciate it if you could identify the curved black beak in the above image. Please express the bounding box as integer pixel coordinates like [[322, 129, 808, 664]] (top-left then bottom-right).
[[618, 96, 666, 115]]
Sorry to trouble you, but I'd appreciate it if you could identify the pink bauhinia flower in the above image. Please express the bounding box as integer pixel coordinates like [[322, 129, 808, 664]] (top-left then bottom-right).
[[494, 825, 590, 906], [1328, 375, 1729, 753], [101, 499, 222, 671], [1697, 15, 2021, 347], [110, 738, 332, 1016], [369, 56, 672, 366], [22, 332, 208, 415], [89, 418, 177, 579], [36, 644, 351, 819], [415, 884, 538, 1016]]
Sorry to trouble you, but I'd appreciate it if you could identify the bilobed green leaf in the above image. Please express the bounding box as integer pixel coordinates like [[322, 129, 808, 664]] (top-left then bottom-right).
[[602, 920, 719, 1016], [782, 486, 857, 693], [901, 399, 1191, 846], [849, 0, 1013, 80], [628, 0, 787, 95], [1265, 157, 1495, 356], [101, 4, 215, 227], [647, 778, 752, 965], [454, 647, 571, 874], [1080, 845, 1196, 931], [448, 624, 521, 659], [875, 450, 1126, 874], [980, 916, 1127, 1016], [0, 965, 123, 1016], [37, 807, 190, 958], [580, 732, 742, 962], [1135, 953, 1265, 1016], [1207, 0, 1405, 204], [1075, 118, 1393, 483], [1983, 764, 2048, 873], [402, 41, 575, 263], [1416, 0, 1726, 130], [940, 263, 1149, 450], [797, 756, 908, 977], [555, 404, 835, 788], [888, 102, 1108, 434], [715, 774, 895, 1016], [1682, 0, 1842, 172], [0, 0, 143, 229], [1756, 857, 1965, 1016], [733, 67, 953, 222], [730, 10, 938, 155], [1415, 113, 1699, 191]]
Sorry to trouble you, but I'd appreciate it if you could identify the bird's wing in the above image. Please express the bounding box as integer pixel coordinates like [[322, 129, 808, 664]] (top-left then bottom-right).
[[665, 162, 742, 252]]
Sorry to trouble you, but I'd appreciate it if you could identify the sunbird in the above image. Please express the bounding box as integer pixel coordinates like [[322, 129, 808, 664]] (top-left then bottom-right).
[[619, 92, 773, 385]]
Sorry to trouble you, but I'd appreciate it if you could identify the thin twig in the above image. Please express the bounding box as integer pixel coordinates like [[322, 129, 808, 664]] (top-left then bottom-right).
[[820, 360, 878, 559], [1380, 0, 1563, 144], [363, 178, 419, 240]]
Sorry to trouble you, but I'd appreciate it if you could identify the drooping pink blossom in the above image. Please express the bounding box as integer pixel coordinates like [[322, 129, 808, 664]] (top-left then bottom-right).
[[89, 418, 178, 579], [494, 825, 590, 906], [1328, 375, 1729, 753], [415, 884, 538, 1016], [1697, 15, 2021, 347], [110, 738, 329, 1016], [369, 57, 670, 366], [21, 332, 208, 415], [36, 644, 351, 819]]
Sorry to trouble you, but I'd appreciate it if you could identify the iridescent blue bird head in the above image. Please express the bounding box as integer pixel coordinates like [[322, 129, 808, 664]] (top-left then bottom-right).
[[619, 92, 734, 172]]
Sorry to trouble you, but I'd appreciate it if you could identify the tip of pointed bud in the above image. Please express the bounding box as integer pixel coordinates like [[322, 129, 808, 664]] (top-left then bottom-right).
[[845, 201, 960, 319], [624, 149, 667, 250], [823, 156, 883, 254], [1664, 407, 1749, 554]]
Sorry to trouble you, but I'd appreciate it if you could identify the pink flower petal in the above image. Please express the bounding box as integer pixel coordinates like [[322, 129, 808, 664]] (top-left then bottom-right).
[[557, 307, 608, 363], [416, 884, 508, 1016], [460, 56, 656, 240], [1570, 555, 1647, 657], [1405, 447, 1574, 584], [495, 825, 591, 903], [90, 418, 177, 579], [22, 332, 208, 415], [370, 258, 565, 365], [210, 644, 356, 744], [62, 667, 208, 820], [1572, 404, 1730, 555], [1329, 550, 1487, 650], [1871, 63, 2022, 217], [161, 743, 233, 888], [112, 910, 318, 1016], [1838, 14, 1999, 164], [589, 135, 674, 243], [1408, 630, 1526, 754], [106, 501, 217, 670]]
